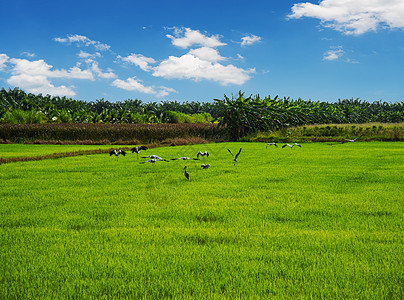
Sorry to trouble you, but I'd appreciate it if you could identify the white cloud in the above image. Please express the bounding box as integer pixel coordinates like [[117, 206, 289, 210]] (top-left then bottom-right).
[[9, 58, 94, 80], [78, 51, 101, 59], [7, 74, 76, 96], [241, 34, 262, 47], [111, 77, 155, 94], [0, 54, 9, 71], [153, 53, 254, 85], [166, 27, 226, 49], [188, 47, 225, 62], [157, 28, 254, 85], [323, 46, 344, 60], [111, 77, 177, 98], [54, 34, 111, 51], [5, 58, 96, 96], [288, 0, 404, 35], [346, 58, 360, 64], [89, 61, 117, 79], [21, 52, 35, 58], [118, 53, 157, 71], [156, 87, 178, 98]]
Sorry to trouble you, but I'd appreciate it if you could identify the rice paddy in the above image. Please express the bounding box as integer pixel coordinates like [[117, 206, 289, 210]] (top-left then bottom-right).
[[0, 142, 403, 298]]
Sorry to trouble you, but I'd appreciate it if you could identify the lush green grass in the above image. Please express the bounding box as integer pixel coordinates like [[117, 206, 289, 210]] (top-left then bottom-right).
[[0, 142, 403, 298]]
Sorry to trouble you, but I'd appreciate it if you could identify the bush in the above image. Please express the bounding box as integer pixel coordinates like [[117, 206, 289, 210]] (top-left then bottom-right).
[[1, 109, 46, 124], [162, 111, 212, 123]]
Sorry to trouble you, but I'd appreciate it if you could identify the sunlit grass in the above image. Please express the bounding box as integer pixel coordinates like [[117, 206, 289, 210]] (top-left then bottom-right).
[[0, 142, 403, 298]]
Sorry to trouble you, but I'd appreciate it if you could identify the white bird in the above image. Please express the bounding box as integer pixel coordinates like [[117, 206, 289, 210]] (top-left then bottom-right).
[[131, 145, 148, 159], [345, 137, 359, 142], [228, 148, 242, 165], [140, 158, 168, 165], [266, 142, 278, 148], [282, 143, 301, 148], [201, 164, 210, 169], [142, 155, 164, 160], [109, 149, 126, 160], [171, 157, 199, 161], [184, 166, 190, 180], [197, 151, 209, 158]]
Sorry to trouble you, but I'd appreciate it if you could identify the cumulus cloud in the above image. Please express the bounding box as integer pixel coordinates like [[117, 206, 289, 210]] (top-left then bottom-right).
[[153, 53, 254, 85], [188, 47, 225, 62], [158, 29, 253, 85], [111, 77, 155, 94], [54, 34, 111, 51], [7, 74, 76, 96], [323, 46, 344, 61], [89, 61, 117, 79], [288, 0, 404, 35], [0, 54, 9, 71], [9, 58, 94, 80], [111, 77, 177, 98], [166, 27, 226, 49], [241, 34, 262, 47], [5, 58, 96, 96], [78, 51, 101, 59], [118, 53, 157, 71], [115, 28, 253, 86]]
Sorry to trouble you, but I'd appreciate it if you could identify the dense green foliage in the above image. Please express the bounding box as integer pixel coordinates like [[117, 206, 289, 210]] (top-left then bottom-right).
[[0, 88, 217, 124], [0, 142, 402, 298], [1, 88, 402, 141], [162, 111, 213, 123], [214, 92, 403, 141]]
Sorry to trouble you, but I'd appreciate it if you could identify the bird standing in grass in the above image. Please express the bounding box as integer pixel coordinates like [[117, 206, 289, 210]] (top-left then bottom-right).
[[282, 143, 301, 148], [228, 148, 242, 165], [131, 145, 148, 159], [110, 149, 126, 160], [184, 166, 190, 180], [266, 142, 278, 148], [201, 164, 210, 169]]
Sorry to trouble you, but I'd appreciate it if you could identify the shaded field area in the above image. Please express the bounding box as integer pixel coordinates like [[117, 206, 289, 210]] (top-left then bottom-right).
[[0, 123, 226, 144], [0, 142, 403, 298], [0, 144, 135, 165], [0, 144, 124, 159]]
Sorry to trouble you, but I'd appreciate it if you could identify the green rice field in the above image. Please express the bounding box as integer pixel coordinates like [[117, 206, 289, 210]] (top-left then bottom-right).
[[0, 142, 403, 298]]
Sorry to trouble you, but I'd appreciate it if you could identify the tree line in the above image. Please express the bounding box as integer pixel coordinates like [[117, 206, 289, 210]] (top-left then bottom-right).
[[1, 87, 402, 141]]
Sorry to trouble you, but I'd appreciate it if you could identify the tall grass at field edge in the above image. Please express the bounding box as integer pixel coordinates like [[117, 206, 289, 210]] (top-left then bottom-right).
[[244, 122, 403, 143]]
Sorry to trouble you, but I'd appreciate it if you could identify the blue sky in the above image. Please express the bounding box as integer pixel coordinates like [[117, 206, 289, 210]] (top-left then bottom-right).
[[1, 0, 403, 103]]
